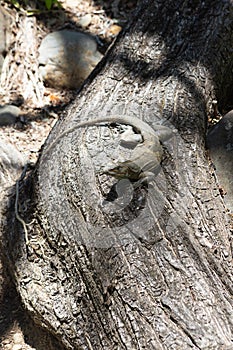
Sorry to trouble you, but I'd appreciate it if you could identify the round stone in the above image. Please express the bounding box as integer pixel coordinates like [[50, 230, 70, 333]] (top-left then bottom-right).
[[38, 30, 103, 89]]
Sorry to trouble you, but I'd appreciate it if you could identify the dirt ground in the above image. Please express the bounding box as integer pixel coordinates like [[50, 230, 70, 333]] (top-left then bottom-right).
[[0, 1, 137, 348]]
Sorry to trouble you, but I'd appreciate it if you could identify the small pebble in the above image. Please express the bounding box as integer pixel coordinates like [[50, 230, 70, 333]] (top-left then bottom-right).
[[13, 332, 24, 344], [79, 14, 92, 28], [12, 345, 23, 350]]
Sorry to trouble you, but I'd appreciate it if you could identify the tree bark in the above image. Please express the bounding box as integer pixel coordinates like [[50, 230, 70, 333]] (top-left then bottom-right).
[[3, 0, 233, 349]]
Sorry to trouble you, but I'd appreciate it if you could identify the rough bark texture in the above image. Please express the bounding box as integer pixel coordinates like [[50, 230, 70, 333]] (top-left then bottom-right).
[[3, 0, 233, 349]]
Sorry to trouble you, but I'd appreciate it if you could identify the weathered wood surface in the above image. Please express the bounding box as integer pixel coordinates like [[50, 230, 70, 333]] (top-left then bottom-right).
[[3, 0, 233, 349]]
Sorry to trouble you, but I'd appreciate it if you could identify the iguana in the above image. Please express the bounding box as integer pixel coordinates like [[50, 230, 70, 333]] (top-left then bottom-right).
[[44, 115, 174, 184]]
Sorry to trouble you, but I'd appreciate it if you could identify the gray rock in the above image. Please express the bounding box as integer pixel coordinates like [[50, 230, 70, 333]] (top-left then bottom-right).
[[207, 110, 233, 149], [0, 105, 20, 126], [38, 30, 103, 89], [0, 141, 25, 169], [0, 141, 26, 191], [207, 110, 233, 212]]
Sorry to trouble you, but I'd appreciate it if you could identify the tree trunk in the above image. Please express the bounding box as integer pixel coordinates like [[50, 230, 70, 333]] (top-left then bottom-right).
[[3, 0, 233, 349]]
